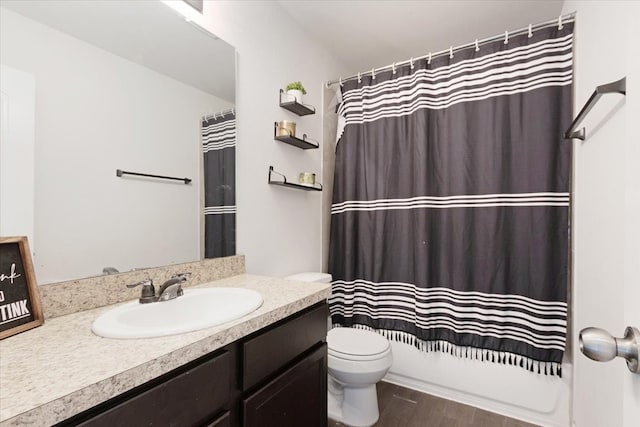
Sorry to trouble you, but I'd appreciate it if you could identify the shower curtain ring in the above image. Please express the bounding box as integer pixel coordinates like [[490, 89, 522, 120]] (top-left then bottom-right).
[[410, 57, 414, 69], [504, 31, 509, 45], [528, 24, 533, 38], [392, 62, 396, 74], [357, 72, 361, 83], [475, 39, 479, 52], [558, 15, 563, 30], [449, 46, 453, 59], [372, 68, 376, 79], [428, 52, 432, 64]]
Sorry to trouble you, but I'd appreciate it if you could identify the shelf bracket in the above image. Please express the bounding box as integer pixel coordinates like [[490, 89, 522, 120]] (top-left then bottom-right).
[[268, 166, 322, 191], [279, 89, 316, 116], [273, 122, 319, 149]]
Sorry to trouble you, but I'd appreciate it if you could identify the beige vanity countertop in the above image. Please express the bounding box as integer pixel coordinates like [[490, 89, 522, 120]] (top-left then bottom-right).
[[0, 274, 330, 426]]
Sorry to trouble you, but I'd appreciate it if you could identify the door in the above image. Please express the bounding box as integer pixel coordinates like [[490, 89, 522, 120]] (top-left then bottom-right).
[[569, 2, 640, 427], [0, 65, 35, 247], [622, 12, 640, 426]]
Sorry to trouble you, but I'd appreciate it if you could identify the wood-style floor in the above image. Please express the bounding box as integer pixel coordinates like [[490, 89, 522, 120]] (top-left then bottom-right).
[[328, 381, 540, 427]]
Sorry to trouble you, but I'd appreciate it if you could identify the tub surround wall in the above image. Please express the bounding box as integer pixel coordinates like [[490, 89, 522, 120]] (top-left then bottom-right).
[[39, 255, 245, 319], [0, 272, 330, 426]]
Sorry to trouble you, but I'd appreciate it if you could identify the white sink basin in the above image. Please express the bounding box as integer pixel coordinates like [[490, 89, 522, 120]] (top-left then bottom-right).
[[92, 287, 263, 339]]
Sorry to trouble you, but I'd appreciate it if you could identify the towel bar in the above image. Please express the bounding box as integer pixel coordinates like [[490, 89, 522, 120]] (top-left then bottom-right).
[[565, 77, 626, 140], [116, 169, 191, 184]]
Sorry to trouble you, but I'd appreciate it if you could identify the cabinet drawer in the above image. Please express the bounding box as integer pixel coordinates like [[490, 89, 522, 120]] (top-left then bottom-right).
[[243, 302, 327, 390], [243, 344, 327, 427], [77, 351, 231, 427]]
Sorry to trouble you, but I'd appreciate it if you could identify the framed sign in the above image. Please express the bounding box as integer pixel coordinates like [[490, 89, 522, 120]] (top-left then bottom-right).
[[0, 236, 44, 339]]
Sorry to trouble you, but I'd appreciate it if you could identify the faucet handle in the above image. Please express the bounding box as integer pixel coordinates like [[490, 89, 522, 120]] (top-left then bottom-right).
[[171, 272, 191, 281], [127, 279, 157, 304], [127, 279, 153, 288]]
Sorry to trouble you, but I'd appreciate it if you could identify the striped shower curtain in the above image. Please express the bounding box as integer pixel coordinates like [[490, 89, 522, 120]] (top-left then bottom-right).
[[202, 111, 236, 258], [329, 23, 573, 375]]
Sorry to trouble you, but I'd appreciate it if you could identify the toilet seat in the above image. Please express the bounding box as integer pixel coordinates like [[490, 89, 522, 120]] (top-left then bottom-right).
[[327, 327, 390, 361]]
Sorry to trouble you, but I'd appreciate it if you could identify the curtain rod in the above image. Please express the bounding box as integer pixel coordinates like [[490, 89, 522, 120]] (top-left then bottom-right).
[[203, 107, 235, 121], [326, 11, 576, 87]]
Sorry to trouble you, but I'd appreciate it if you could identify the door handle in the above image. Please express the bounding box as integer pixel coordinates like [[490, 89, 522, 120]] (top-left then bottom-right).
[[579, 326, 640, 374]]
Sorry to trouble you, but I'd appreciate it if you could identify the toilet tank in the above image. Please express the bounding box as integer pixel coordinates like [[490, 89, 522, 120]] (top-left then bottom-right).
[[286, 272, 334, 332], [285, 272, 332, 283]]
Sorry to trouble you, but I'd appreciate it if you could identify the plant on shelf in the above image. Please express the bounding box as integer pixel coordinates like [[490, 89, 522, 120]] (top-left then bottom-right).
[[285, 81, 307, 104]]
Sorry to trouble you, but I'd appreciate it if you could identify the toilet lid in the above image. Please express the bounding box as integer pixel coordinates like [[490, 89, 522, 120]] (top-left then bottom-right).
[[327, 327, 390, 358]]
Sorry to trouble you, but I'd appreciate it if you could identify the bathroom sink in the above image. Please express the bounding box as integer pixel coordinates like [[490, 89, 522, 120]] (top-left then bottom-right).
[[92, 287, 263, 339]]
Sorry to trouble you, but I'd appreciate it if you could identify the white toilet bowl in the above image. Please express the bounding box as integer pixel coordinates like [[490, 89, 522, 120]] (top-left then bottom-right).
[[286, 272, 393, 427], [327, 327, 393, 427]]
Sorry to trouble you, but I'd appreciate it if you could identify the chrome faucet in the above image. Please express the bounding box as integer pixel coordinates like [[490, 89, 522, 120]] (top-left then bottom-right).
[[127, 273, 191, 304], [157, 273, 190, 301]]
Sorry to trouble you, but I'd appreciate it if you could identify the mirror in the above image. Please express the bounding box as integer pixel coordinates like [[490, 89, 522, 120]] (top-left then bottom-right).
[[0, 0, 236, 284]]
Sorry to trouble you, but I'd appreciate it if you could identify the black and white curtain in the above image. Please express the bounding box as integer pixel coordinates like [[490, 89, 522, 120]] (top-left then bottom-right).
[[329, 23, 573, 375], [203, 111, 236, 258]]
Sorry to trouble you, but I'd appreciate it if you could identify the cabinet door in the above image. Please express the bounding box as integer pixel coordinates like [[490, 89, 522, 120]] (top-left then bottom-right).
[[243, 302, 327, 391], [75, 351, 230, 427], [243, 344, 327, 427]]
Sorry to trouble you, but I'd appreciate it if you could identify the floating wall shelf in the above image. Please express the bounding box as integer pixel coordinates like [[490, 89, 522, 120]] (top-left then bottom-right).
[[268, 166, 322, 191], [279, 89, 316, 116], [273, 122, 319, 149]]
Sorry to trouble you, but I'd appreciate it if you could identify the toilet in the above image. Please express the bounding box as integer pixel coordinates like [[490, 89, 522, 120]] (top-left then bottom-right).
[[286, 273, 393, 427]]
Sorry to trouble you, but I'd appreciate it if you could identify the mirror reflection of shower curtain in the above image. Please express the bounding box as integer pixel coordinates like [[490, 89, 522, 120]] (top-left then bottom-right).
[[202, 111, 236, 258]]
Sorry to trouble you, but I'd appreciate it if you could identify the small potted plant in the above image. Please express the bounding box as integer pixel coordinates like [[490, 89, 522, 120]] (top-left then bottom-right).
[[285, 81, 307, 104]]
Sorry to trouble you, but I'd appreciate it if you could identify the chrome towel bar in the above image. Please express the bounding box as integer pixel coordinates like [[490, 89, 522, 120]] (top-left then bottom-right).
[[565, 77, 626, 140]]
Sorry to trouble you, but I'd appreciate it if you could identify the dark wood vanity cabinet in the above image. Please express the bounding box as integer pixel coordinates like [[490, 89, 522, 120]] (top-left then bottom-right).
[[242, 302, 328, 427], [56, 302, 328, 427], [243, 344, 327, 427], [72, 351, 232, 427]]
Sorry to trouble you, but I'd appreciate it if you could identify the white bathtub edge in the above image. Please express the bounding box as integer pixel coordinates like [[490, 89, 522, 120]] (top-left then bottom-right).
[[383, 342, 572, 427]]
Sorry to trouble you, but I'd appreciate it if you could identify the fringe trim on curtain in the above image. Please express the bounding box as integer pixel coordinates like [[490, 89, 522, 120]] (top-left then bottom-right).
[[334, 324, 563, 377]]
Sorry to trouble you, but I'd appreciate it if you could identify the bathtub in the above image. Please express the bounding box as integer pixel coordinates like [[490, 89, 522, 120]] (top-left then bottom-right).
[[383, 341, 571, 426]]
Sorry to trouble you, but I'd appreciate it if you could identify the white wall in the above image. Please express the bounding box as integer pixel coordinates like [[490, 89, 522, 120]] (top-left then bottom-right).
[[182, 1, 349, 277], [0, 8, 231, 283], [562, 2, 640, 427]]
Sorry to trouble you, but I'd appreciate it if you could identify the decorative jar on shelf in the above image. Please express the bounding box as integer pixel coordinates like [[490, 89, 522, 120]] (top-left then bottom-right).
[[277, 120, 296, 137]]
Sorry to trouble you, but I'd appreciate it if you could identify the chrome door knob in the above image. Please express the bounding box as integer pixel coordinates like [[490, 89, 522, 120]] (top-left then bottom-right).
[[579, 326, 640, 374]]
